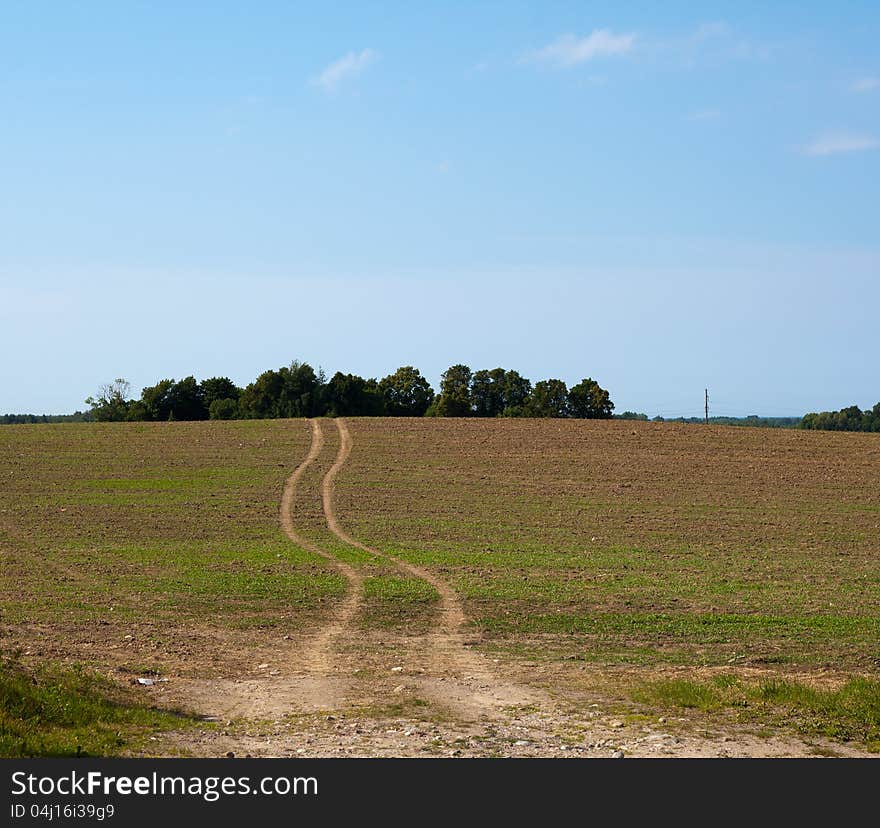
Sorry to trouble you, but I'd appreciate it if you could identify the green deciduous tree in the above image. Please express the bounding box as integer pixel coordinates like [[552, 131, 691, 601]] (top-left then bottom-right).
[[378, 366, 434, 416], [85, 378, 132, 422], [568, 378, 614, 419], [201, 377, 240, 408], [471, 368, 507, 417], [435, 364, 472, 417], [238, 361, 323, 419], [500, 370, 532, 416], [208, 398, 239, 420], [277, 361, 322, 418], [139, 379, 175, 421], [528, 379, 569, 418], [471, 368, 535, 417], [166, 376, 207, 420], [137, 377, 207, 421], [238, 370, 284, 419], [325, 372, 385, 416]]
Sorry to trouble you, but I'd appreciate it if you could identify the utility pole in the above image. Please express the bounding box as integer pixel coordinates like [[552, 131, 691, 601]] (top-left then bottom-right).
[[705, 388, 709, 425]]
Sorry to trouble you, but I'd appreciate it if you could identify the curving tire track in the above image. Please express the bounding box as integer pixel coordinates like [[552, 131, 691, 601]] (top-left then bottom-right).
[[278, 417, 539, 718], [280, 419, 363, 673], [198, 416, 541, 721], [324, 419, 488, 679]]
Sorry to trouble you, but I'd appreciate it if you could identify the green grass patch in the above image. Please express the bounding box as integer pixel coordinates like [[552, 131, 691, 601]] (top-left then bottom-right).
[[0, 654, 197, 757], [363, 576, 438, 604], [359, 575, 439, 631], [1, 539, 348, 624], [474, 611, 880, 667], [479, 610, 880, 641], [635, 674, 880, 750]]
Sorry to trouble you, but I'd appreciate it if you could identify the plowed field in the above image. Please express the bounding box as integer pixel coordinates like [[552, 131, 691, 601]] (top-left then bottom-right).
[[2, 418, 878, 757]]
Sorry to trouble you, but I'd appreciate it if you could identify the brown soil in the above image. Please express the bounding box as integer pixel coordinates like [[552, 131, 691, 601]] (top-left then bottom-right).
[[3, 418, 876, 758], [164, 420, 877, 758]]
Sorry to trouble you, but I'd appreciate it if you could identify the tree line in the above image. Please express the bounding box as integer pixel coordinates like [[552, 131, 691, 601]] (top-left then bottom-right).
[[7, 382, 876, 431], [800, 403, 880, 433], [650, 415, 802, 428], [80, 362, 615, 422], [1, 412, 92, 425]]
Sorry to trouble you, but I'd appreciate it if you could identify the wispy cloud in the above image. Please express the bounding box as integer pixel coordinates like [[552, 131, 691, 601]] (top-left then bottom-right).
[[692, 21, 730, 42], [661, 20, 767, 66], [688, 108, 722, 121], [311, 49, 378, 92], [801, 131, 880, 157], [852, 77, 880, 93], [524, 30, 636, 68]]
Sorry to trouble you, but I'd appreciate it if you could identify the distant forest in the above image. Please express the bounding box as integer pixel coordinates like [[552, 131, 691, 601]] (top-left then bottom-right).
[[615, 413, 803, 428], [1, 412, 92, 425], [3, 361, 875, 433], [800, 403, 880, 433]]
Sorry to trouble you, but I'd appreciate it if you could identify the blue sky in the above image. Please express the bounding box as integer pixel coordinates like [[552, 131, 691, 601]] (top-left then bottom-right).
[[1, 1, 878, 416]]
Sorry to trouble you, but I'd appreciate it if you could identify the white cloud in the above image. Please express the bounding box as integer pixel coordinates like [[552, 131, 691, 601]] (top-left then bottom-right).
[[852, 77, 880, 93], [801, 131, 880, 157], [662, 20, 767, 65], [688, 108, 721, 121], [692, 21, 730, 41], [525, 30, 636, 67], [311, 49, 377, 92]]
